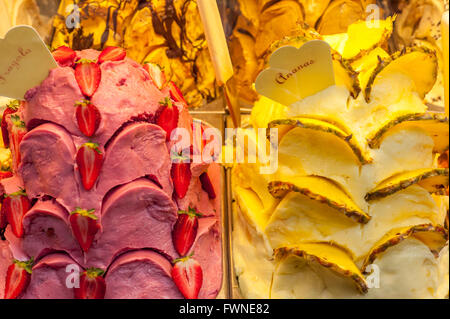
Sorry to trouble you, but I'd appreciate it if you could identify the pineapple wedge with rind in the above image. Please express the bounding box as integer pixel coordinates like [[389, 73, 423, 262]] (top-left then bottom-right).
[[366, 168, 449, 201], [363, 47, 438, 102], [268, 118, 371, 164], [341, 17, 394, 61], [268, 177, 370, 224], [367, 113, 449, 153], [274, 243, 368, 295], [362, 224, 447, 272], [322, 16, 393, 60]]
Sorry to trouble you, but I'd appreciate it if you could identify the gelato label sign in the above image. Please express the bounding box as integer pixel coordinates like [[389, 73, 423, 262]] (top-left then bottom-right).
[[255, 40, 335, 106], [0, 26, 57, 100]]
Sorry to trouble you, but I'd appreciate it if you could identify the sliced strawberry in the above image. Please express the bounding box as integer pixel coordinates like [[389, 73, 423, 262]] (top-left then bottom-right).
[[4, 258, 33, 299], [75, 100, 101, 137], [172, 208, 202, 256], [172, 255, 203, 299], [143, 62, 166, 89], [168, 81, 188, 108], [2, 189, 30, 238], [75, 59, 101, 97], [171, 151, 191, 199], [69, 207, 99, 252], [199, 172, 216, 199], [0, 171, 13, 179], [52, 46, 76, 67], [9, 114, 27, 168], [76, 142, 103, 191], [1, 100, 19, 148], [74, 268, 106, 299], [157, 97, 179, 141], [98, 46, 126, 64]]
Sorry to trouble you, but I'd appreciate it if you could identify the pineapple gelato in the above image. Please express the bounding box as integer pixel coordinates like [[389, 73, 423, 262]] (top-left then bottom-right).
[[231, 18, 449, 299]]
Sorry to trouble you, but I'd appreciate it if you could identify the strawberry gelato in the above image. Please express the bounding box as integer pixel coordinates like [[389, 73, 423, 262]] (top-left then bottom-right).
[[0, 47, 222, 299]]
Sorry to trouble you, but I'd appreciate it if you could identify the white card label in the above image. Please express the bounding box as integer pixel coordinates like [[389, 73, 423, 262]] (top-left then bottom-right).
[[255, 40, 335, 106], [0, 26, 57, 100]]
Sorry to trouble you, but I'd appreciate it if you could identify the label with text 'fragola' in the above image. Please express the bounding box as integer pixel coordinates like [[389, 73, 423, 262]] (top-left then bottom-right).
[[0, 26, 57, 100]]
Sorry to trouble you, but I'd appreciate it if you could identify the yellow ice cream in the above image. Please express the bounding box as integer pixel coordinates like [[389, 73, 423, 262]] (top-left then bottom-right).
[[232, 18, 449, 299]]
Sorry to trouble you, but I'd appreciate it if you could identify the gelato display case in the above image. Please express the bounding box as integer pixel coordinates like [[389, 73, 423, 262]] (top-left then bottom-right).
[[0, 0, 449, 300]]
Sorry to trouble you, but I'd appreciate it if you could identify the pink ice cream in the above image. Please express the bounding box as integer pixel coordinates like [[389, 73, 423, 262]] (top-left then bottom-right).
[[0, 49, 222, 299]]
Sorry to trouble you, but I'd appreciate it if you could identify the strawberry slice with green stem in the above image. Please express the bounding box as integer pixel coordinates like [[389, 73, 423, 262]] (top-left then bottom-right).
[[75, 59, 101, 97], [171, 151, 191, 199], [1, 100, 19, 148], [143, 62, 166, 89], [2, 189, 30, 238], [52, 46, 76, 67], [157, 97, 179, 141], [172, 254, 203, 299], [172, 207, 202, 256], [74, 267, 106, 299], [98, 46, 126, 64], [4, 258, 34, 299], [75, 100, 101, 137], [69, 207, 100, 252], [76, 142, 103, 191]]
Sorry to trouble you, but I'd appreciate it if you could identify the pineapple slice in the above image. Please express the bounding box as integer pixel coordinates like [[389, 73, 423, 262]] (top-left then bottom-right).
[[272, 243, 368, 298], [323, 17, 394, 61], [366, 168, 449, 201], [367, 113, 449, 153], [233, 163, 278, 218], [268, 118, 371, 164], [265, 189, 364, 259], [271, 120, 369, 209], [268, 177, 370, 223], [341, 17, 394, 60], [351, 47, 390, 93], [250, 96, 287, 129], [362, 223, 447, 271], [363, 47, 438, 103], [362, 185, 442, 261], [234, 186, 278, 231]]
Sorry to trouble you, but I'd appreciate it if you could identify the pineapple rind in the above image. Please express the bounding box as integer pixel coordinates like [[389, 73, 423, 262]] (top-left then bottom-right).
[[366, 168, 449, 201], [361, 223, 448, 272], [267, 117, 371, 164], [364, 46, 439, 103], [274, 243, 368, 294], [268, 178, 370, 224], [367, 112, 449, 153]]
